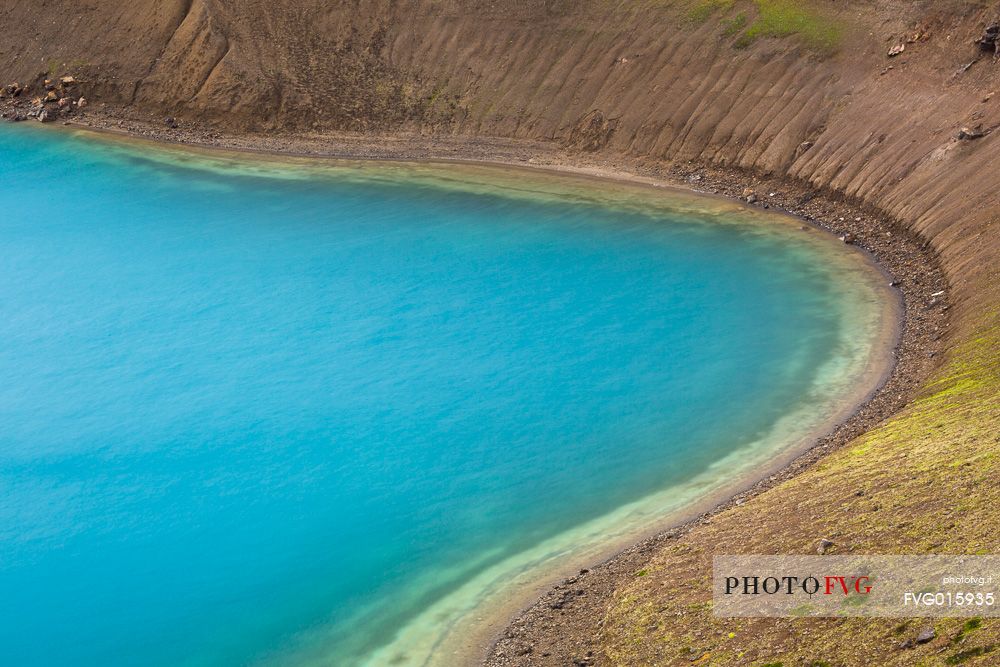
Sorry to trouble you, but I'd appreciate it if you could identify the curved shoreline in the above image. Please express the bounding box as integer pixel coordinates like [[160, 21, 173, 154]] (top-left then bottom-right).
[[483, 172, 949, 664], [6, 118, 949, 665]]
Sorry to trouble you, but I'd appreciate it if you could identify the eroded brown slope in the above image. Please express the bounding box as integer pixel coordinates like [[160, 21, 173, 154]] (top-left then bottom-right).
[[3, 1, 1000, 665], [5, 0, 842, 139]]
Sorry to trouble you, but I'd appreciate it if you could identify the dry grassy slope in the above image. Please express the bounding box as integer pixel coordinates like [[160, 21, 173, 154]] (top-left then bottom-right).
[[4, 0, 1000, 664]]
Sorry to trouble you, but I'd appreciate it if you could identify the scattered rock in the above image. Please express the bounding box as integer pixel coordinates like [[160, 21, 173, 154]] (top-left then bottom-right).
[[817, 538, 835, 554], [958, 125, 985, 140], [681, 647, 706, 663], [888, 43, 906, 57], [742, 187, 757, 204], [548, 588, 580, 610], [57, 97, 70, 109], [840, 233, 856, 245], [44, 90, 58, 102], [916, 627, 936, 644], [60, 75, 76, 85], [954, 61, 977, 79], [164, 116, 179, 129], [77, 97, 88, 109], [907, 25, 930, 43], [899, 638, 915, 650], [36, 108, 53, 123]]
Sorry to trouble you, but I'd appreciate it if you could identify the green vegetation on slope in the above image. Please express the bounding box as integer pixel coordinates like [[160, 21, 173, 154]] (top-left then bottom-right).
[[601, 311, 1000, 665], [687, 0, 841, 52]]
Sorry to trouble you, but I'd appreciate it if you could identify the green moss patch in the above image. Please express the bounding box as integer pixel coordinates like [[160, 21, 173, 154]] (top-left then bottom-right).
[[686, 0, 841, 53], [744, 1, 841, 51], [945, 644, 996, 665]]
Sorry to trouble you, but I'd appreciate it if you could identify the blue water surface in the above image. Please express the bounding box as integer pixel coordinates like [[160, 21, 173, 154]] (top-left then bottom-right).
[[0, 127, 852, 665]]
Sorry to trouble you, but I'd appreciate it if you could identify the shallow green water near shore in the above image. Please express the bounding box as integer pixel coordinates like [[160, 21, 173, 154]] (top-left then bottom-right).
[[0, 127, 891, 666]]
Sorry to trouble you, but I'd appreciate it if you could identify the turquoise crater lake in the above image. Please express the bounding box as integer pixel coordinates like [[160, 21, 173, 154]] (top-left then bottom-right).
[[0, 127, 893, 666]]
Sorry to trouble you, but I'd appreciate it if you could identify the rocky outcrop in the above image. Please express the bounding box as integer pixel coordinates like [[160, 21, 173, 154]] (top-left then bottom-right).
[[1, 74, 84, 122]]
